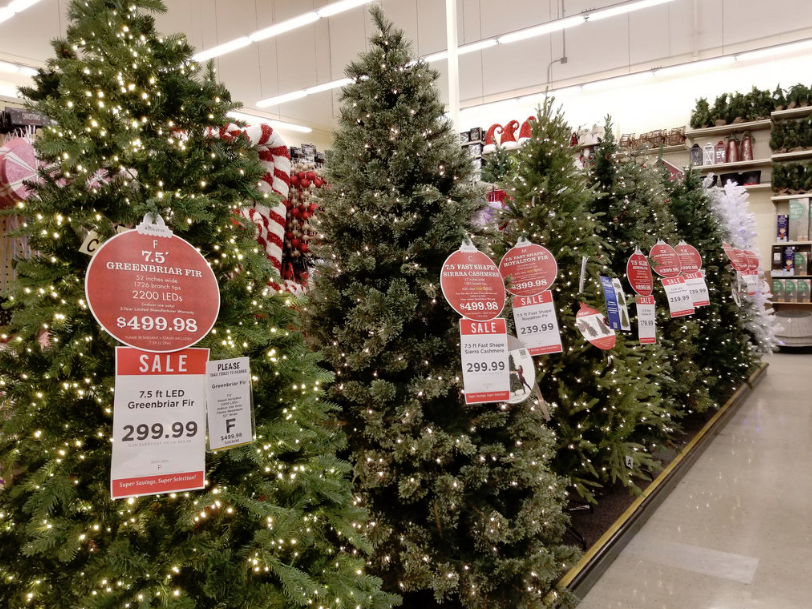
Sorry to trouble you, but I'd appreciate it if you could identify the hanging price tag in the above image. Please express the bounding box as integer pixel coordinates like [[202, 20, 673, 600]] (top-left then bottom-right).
[[740, 271, 759, 295], [682, 271, 710, 307], [498, 237, 558, 295], [611, 278, 632, 331], [206, 357, 254, 451], [575, 302, 616, 350], [626, 248, 654, 296], [512, 291, 563, 355], [460, 318, 510, 404], [441, 241, 505, 321], [636, 295, 657, 344], [649, 241, 682, 277], [676, 241, 702, 273], [661, 276, 695, 317], [723, 242, 749, 272]]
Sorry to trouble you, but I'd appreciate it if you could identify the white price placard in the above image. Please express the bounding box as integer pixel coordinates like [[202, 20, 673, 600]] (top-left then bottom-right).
[[683, 271, 710, 307], [460, 318, 510, 404], [512, 291, 563, 355], [740, 271, 759, 295], [111, 348, 208, 499], [636, 295, 657, 344], [661, 276, 695, 318], [206, 357, 254, 451]]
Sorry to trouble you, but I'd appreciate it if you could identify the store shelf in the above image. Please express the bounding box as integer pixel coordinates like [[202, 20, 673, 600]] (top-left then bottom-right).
[[772, 240, 812, 246], [772, 106, 812, 120], [773, 301, 812, 306], [697, 158, 771, 172], [772, 192, 812, 202], [744, 182, 771, 190], [461, 139, 483, 147], [771, 149, 812, 162], [686, 119, 771, 138]]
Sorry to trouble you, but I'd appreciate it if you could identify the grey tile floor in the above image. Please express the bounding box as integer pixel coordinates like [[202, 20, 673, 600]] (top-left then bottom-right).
[[577, 352, 812, 609]]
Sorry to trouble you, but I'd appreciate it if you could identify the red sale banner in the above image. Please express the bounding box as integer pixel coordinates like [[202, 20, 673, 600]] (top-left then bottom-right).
[[460, 318, 510, 404], [676, 241, 702, 274], [111, 347, 208, 499], [85, 216, 220, 352], [649, 241, 682, 277], [441, 242, 505, 321], [626, 248, 653, 296], [498, 237, 557, 296]]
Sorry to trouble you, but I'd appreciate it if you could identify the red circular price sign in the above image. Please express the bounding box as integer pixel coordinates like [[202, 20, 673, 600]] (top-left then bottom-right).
[[723, 243, 748, 272], [626, 249, 653, 296], [649, 242, 682, 277], [676, 242, 702, 274], [85, 226, 220, 352], [498, 240, 557, 296], [744, 249, 760, 272], [440, 246, 505, 321]]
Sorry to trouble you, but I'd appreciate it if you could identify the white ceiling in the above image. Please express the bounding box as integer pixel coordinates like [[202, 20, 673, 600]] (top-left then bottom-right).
[[1, 0, 811, 145]]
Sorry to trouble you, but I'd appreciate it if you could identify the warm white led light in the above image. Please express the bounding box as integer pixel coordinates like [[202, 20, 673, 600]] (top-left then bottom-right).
[[248, 12, 319, 42], [193, 37, 251, 62]]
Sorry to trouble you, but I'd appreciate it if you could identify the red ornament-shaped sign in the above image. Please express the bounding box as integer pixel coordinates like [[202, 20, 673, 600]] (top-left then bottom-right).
[[722, 242, 749, 272], [440, 242, 506, 321], [626, 248, 654, 296], [85, 216, 220, 353], [744, 250, 760, 272], [675, 242, 702, 274], [499, 238, 557, 296], [575, 302, 616, 350], [649, 241, 682, 277]]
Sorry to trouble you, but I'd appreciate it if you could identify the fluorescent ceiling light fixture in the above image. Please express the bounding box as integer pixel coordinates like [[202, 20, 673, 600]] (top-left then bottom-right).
[[256, 90, 308, 108], [193, 37, 251, 62], [424, 50, 449, 63], [317, 0, 373, 18], [305, 77, 353, 95], [736, 38, 812, 62], [7, 0, 40, 11], [227, 110, 312, 133], [0, 60, 37, 76], [0, 81, 20, 98], [459, 39, 499, 55], [498, 15, 585, 45], [587, 0, 677, 22], [654, 55, 735, 77], [249, 12, 319, 42]]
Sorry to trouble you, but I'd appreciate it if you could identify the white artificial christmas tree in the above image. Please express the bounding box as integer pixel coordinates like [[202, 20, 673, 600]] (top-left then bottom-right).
[[708, 179, 781, 352]]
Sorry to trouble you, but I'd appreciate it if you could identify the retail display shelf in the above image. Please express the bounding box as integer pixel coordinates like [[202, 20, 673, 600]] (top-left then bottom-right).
[[771, 149, 812, 162], [696, 158, 771, 172], [772, 106, 812, 120], [685, 119, 771, 138], [461, 139, 483, 146], [744, 182, 771, 190], [771, 192, 812, 201], [772, 301, 812, 306], [772, 240, 812, 245]]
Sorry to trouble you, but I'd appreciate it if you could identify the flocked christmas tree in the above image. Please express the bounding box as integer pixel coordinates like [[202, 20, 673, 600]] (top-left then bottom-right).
[[496, 100, 670, 501], [0, 1, 398, 607], [588, 119, 714, 423], [301, 8, 578, 609], [666, 170, 761, 402]]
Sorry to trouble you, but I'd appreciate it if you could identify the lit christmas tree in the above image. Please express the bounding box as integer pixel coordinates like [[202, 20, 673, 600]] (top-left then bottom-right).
[[0, 1, 397, 607], [667, 170, 761, 401], [301, 9, 578, 609], [497, 100, 670, 501], [588, 120, 714, 423]]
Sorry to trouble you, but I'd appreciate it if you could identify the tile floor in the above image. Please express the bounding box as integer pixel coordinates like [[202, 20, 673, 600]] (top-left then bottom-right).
[[577, 352, 812, 609]]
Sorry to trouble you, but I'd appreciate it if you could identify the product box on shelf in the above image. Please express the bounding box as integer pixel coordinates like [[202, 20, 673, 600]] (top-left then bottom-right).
[[468, 143, 483, 157], [789, 197, 810, 242], [469, 127, 483, 142], [460, 131, 471, 144], [785, 278, 797, 302], [777, 215, 789, 242], [784, 245, 797, 275], [795, 250, 809, 275], [772, 247, 785, 275], [798, 279, 811, 302], [772, 278, 785, 302]]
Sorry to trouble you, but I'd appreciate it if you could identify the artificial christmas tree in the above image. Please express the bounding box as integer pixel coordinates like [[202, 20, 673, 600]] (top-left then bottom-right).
[[589, 119, 715, 420], [496, 100, 672, 501], [301, 8, 578, 609], [0, 1, 397, 607], [667, 170, 761, 401]]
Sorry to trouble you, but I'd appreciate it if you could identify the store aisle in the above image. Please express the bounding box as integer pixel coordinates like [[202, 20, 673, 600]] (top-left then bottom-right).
[[577, 352, 812, 609]]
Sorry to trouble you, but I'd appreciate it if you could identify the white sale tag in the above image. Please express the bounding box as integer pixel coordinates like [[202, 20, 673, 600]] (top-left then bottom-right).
[[512, 291, 563, 355], [111, 348, 208, 499], [683, 271, 710, 306], [206, 357, 254, 451], [740, 272, 759, 295], [460, 318, 510, 404], [661, 276, 695, 317], [636, 295, 657, 344]]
